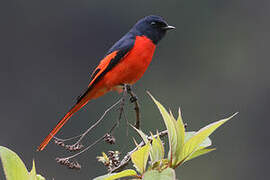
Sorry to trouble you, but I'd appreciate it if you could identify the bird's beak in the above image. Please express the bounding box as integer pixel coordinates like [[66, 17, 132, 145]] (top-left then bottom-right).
[[162, 25, 176, 30]]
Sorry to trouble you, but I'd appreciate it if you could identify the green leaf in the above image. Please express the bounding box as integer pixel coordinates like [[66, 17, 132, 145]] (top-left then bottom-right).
[[29, 160, 37, 180], [131, 125, 149, 144], [173, 132, 213, 163], [97, 152, 110, 166], [182, 113, 237, 162], [149, 132, 164, 163], [148, 92, 185, 167], [148, 92, 177, 159], [36, 175, 46, 180], [131, 143, 151, 174], [185, 131, 212, 148], [0, 146, 45, 180], [93, 169, 138, 180], [186, 148, 216, 161], [93, 174, 112, 180], [147, 93, 179, 164], [0, 146, 29, 180], [142, 168, 176, 180], [150, 159, 170, 171], [174, 108, 185, 165]]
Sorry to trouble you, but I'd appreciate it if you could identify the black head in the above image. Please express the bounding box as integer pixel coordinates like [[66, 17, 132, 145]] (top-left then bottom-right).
[[130, 15, 175, 44]]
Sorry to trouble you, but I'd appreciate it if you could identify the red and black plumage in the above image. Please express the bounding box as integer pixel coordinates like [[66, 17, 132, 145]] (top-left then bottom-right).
[[37, 15, 175, 151]]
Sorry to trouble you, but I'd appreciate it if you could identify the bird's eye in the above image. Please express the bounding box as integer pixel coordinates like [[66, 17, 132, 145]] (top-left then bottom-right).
[[151, 21, 167, 28], [151, 21, 156, 26]]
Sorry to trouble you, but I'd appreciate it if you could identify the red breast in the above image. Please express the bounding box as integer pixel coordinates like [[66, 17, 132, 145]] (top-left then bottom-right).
[[103, 36, 156, 88]]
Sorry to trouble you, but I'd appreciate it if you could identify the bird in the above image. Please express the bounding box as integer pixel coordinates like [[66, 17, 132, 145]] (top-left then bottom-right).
[[37, 15, 175, 151]]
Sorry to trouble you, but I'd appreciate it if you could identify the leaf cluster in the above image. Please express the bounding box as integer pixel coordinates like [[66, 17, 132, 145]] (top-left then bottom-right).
[[94, 93, 237, 180]]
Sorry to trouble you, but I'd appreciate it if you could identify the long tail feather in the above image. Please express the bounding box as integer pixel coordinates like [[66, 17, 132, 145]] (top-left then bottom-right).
[[37, 97, 90, 151]]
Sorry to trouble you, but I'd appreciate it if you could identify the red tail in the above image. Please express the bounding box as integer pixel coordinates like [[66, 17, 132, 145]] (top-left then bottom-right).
[[37, 98, 90, 151]]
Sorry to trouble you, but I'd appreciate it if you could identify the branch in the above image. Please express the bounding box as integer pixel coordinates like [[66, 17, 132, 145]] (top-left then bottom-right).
[[53, 98, 122, 151], [109, 85, 128, 134], [55, 91, 129, 166], [110, 130, 168, 173], [55, 84, 143, 169]]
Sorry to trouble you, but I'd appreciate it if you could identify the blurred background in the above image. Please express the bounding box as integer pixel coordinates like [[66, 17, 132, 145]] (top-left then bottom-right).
[[0, 0, 269, 179]]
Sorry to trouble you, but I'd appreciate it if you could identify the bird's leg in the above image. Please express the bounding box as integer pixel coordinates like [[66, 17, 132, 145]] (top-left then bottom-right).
[[125, 85, 140, 129]]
